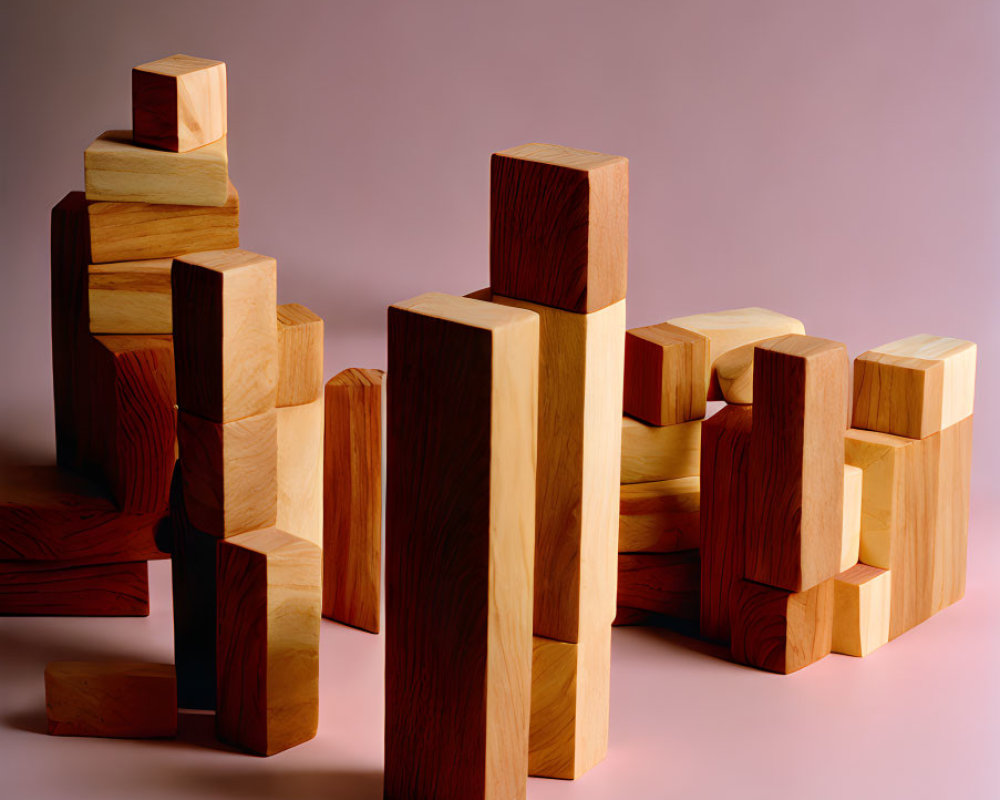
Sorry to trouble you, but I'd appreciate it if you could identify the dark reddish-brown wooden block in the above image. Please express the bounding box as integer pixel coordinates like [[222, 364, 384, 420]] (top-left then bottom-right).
[[0, 560, 149, 616], [616, 551, 700, 622], [623, 323, 708, 426]]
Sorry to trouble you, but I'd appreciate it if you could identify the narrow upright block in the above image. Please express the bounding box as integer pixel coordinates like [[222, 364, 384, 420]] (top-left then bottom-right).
[[85, 130, 229, 207], [277, 303, 324, 407], [276, 398, 324, 549], [623, 322, 708, 425], [0, 560, 149, 616], [89, 260, 173, 333], [616, 551, 700, 621], [132, 54, 227, 153], [746, 335, 848, 592], [216, 529, 321, 756], [619, 477, 699, 553], [620, 416, 701, 484], [491, 143, 628, 314], [386, 293, 538, 800], [833, 564, 891, 657], [323, 368, 384, 633], [841, 464, 863, 571], [172, 249, 278, 422]]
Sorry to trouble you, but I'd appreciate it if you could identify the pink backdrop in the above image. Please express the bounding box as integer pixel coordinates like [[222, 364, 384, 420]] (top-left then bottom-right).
[[1, 1, 997, 798]]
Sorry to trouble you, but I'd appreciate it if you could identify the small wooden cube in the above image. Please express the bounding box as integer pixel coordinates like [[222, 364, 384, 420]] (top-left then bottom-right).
[[619, 477, 700, 553], [277, 303, 324, 407], [620, 416, 701, 484], [623, 323, 708, 425], [833, 564, 891, 657], [133, 54, 227, 153], [841, 464, 863, 571], [89, 259, 173, 334]]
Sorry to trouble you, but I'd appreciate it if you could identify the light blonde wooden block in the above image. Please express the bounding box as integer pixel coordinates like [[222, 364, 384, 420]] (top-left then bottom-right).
[[833, 564, 891, 657], [620, 416, 701, 484], [85, 130, 229, 207], [277, 303, 324, 407], [841, 464, 863, 571], [277, 398, 324, 549], [619, 477, 699, 553], [89, 259, 173, 334]]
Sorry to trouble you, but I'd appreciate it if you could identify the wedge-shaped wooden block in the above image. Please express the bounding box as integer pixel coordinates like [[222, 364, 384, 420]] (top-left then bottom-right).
[[277, 398, 323, 549], [841, 464, 863, 571], [853, 334, 976, 440], [89, 259, 173, 333], [746, 335, 848, 592], [623, 323, 708, 425], [493, 294, 625, 643], [833, 564, 890, 657], [730, 578, 834, 674], [172, 249, 278, 422], [0, 560, 149, 616], [699, 405, 753, 644], [177, 409, 277, 538], [323, 368, 384, 633], [88, 182, 240, 264], [713, 341, 755, 404], [619, 477, 699, 553], [85, 130, 229, 207], [616, 551, 700, 621], [277, 303, 324, 407], [620, 416, 701, 484], [386, 293, 537, 800], [491, 143, 628, 314], [46, 662, 176, 737], [216, 529, 320, 755], [667, 307, 806, 400], [529, 630, 611, 780], [133, 54, 227, 153]]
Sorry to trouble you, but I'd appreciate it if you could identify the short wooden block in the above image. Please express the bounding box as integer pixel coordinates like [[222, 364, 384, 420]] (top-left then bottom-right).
[[529, 630, 611, 780], [172, 249, 278, 422], [491, 143, 628, 314], [667, 307, 806, 400], [277, 303, 324, 407], [623, 323, 708, 425], [89, 259, 173, 333], [177, 409, 277, 538], [46, 662, 176, 737], [833, 564, 891, 657], [841, 464, 863, 571], [0, 560, 149, 616], [620, 416, 701, 484], [87, 182, 240, 264], [616, 551, 700, 621], [493, 294, 625, 643], [133, 54, 227, 153], [386, 293, 538, 800], [619, 477, 699, 553], [216, 529, 321, 755], [277, 398, 324, 549], [699, 405, 753, 644], [746, 335, 848, 592], [730, 578, 834, 674], [713, 341, 755, 404], [853, 334, 976, 440], [323, 368, 384, 633]]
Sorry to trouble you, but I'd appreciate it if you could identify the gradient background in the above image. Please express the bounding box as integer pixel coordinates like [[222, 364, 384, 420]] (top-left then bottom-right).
[[1, 1, 997, 798]]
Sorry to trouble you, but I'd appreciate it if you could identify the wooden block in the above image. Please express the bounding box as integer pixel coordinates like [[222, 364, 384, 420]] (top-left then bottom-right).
[[277, 303, 324, 407], [85, 130, 229, 207], [667, 307, 806, 400], [612, 606, 661, 626], [88, 182, 240, 264], [386, 293, 537, 800], [529, 630, 611, 779], [490, 143, 628, 314], [323, 368, 384, 632], [730, 578, 834, 674], [841, 464, 863, 571], [713, 341, 755, 404], [746, 335, 848, 592], [616, 551, 700, 621], [45, 662, 176, 737], [133, 54, 227, 153], [0, 560, 148, 616], [277, 398, 324, 549], [833, 564, 890, 657], [172, 248, 278, 422], [853, 334, 976, 439], [89, 259, 173, 333], [492, 295, 624, 642], [177, 409, 277, 538], [620, 416, 701, 484], [619, 477, 699, 553], [623, 323, 708, 425], [699, 405, 753, 644]]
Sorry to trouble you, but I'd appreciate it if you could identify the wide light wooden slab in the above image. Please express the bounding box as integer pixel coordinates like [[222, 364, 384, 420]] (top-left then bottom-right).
[[621, 416, 701, 484], [619, 477, 699, 553]]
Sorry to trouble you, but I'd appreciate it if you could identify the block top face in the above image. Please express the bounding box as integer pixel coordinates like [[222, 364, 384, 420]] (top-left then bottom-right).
[[390, 292, 539, 333], [870, 334, 975, 362], [328, 367, 384, 388], [836, 563, 886, 586], [277, 303, 322, 327], [134, 54, 224, 77], [755, 333, 846, 361], [668, 307, 804, 337], [175, 248, 275, 276], [628, 321, 707, 349], [844, 427, 913, 452], [93, 333, 173, 356], [495, 142, 627, 172], [86, 130, 228, 167], [45, 661, 174, 680], [225, 527, 319, 557]]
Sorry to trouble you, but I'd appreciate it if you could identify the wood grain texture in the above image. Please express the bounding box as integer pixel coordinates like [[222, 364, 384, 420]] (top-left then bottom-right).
[[833, 564, 890, 657], [45, 661, 176, 737], [616, 551, 700, 621], [619, 477, 699, 553], [620, 416, 701, 484], [277, 303, 324, 407], [172, 248, 278, 422], [623, 322, 708, 425], [276, 398, 324, 549], [89, 259, 173, 333], [746, 335, 848, 592], [322, 368, 383, 632], [699, 405, 753, 644], [842, 464, 863, 571], [133, 54, 227, 153], [386, 293, 537, 800], [490, 143, 628, 314], [713, 341, 756, 404], [493, 294, 625, 643], [216, 528, 321, 755], [0, 560, 148, 616], [85, 130, 229, 207], [87, 182, 239, 264], [729, 578, 834, 674]]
